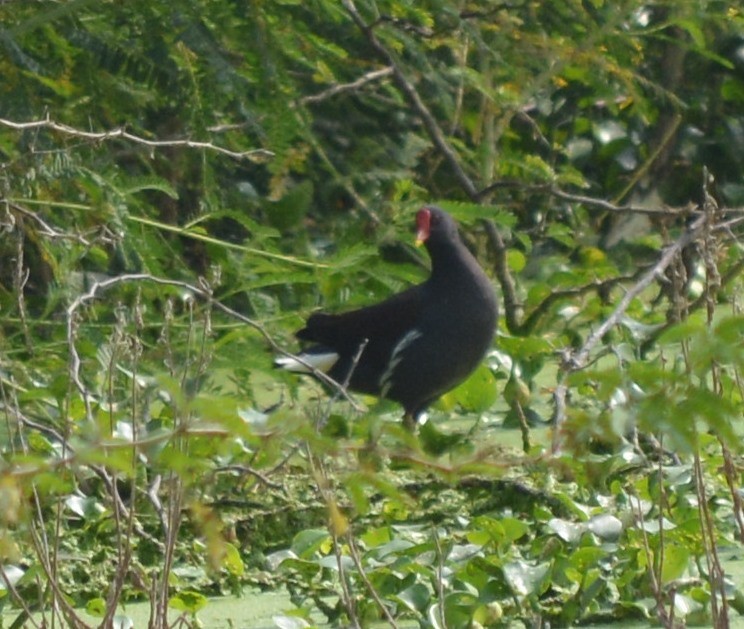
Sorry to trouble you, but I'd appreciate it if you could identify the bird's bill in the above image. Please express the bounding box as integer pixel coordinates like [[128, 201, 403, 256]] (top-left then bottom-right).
[[415, 207, 431, 245]]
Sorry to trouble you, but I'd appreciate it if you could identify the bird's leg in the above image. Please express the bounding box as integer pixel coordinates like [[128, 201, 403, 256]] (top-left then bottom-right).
[[402, 413, 417, 431]]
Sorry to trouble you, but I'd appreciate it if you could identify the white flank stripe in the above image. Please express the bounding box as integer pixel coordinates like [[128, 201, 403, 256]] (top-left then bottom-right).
[[379, 329, 422, 396], [275, 352, 339, 374]]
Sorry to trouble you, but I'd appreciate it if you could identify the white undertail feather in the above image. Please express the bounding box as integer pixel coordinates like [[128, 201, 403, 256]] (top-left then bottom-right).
[[275, 352, 339, 374]]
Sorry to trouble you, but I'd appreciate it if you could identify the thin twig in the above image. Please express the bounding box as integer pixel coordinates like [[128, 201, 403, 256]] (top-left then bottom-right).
[[26, 515, 87, 628], [0, 561, 42, 629], [694, 452, 729, 628], [611, 113, 682, 205], [520, 273, 641, 337], [432, 529, 447, 629], [3, 381, 64, 627], [0, 116, 273, 161], [12, 222, 34, 354], [322, 338, 369, 425], [128, 214, 326, 269], [476, 179, 744, 218], [294, 110, 379, 226], [641, 251, 744, 352], [347, 537, 399, 628], [331, 524, 359, 628], [630, 492, 672, 627], [213, 464, 283, 490], [514, 400, 532, 453], [8, 200, 116, 246], [550, 187, 689, 217], [299, 67, 394, 105]]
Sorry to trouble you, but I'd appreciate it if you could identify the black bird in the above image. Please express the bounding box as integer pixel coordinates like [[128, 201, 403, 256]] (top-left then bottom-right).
[[276, 206, 498, 428]]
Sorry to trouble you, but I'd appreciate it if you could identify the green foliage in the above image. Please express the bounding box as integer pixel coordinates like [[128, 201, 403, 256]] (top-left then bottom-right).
[[1, 0, 744, 627]]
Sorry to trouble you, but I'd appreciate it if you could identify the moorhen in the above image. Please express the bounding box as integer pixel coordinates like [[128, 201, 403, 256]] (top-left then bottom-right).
[[276, 206, 498, 428]]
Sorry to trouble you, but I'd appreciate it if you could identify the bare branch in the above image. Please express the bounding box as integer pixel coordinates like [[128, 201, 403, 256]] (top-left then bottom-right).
[[0, 564, 42, 629], [299, 67, 394, 105], [128, 214, 326, 269], [322, 338, 369, 423], [475, 181, 743, 220], [638, 219, 744, 351], [520, 273, 642, 336], [550, 187, 690, 216], [0, 116, 273, 161], [482, 219, 521, 333], [575, 213, 706, 370], [7, 201, 117, 246]]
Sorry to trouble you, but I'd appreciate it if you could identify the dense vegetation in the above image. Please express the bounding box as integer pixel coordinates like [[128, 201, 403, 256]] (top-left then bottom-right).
[[1, 1, 744, 627]]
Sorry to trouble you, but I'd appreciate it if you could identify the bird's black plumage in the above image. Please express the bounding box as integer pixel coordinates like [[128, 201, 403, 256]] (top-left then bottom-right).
[[277, 206, 498, 427]]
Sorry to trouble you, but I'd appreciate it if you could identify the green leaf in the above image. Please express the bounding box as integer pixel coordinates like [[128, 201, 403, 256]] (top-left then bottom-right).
[[448, 364, 498, 412], [436, 202, 517, 227], [503, 560, 550, 596], [506, 249, 526, 272], [677, 19, 705, 48], [291, 529, 331, 558], [221, 542, 245, 577], [472, 602, 504, 625], [121, 175, 178, 199], [65, 494, 106, 519], [661, 545, 690, 584], [498, 335, 553, 360], [548, 518, 584, 543], [394, 583, 430, 612], [570, 547, 606, 573], [501, 517, 531, 544], [657, 318, 704, 344], [168, 590, 208, 613], [587, 514, 623, 541], [418, 421, 468, 456], [360, 526, 391, 549], [85, 598, 106, 617]]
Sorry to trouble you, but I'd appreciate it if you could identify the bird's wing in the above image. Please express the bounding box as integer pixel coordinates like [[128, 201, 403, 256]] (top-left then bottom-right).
[[296, 284, 425, 359]]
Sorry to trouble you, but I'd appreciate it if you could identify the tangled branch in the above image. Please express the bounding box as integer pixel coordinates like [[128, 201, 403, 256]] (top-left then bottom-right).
[[342, 0, 480, 201], [549, 191, 741, 449], [65, 273, 364, 422]]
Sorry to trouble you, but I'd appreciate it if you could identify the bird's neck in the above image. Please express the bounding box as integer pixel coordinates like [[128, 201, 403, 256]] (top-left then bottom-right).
[[428, 240, 478, 284]]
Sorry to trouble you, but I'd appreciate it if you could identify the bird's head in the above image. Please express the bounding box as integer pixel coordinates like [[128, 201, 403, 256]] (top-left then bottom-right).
[[415, 206, 459, 247]]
